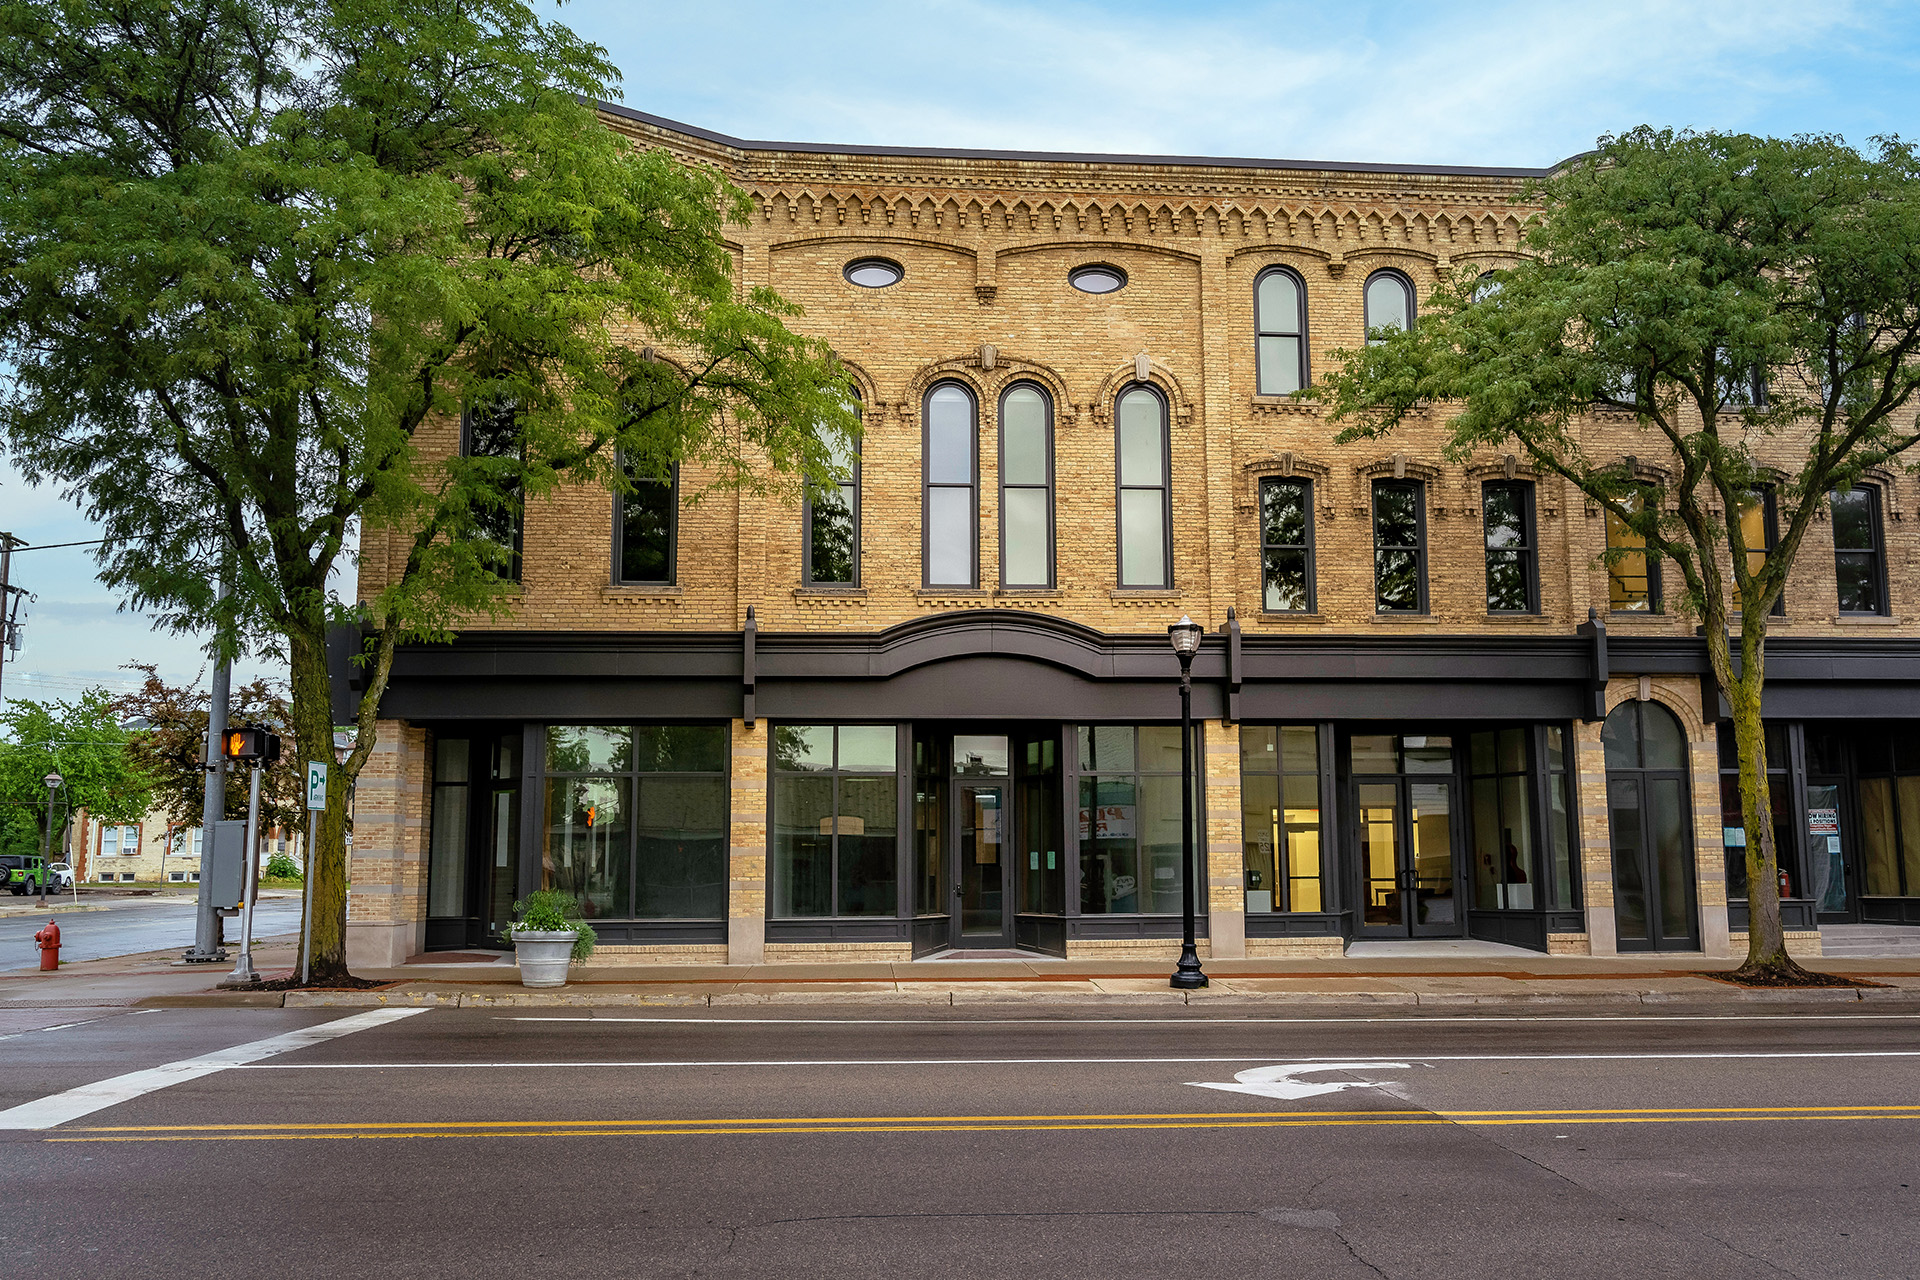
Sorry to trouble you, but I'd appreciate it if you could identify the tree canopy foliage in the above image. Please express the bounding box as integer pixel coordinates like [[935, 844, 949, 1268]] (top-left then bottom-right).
[[1317, 126, 1920, 976], [114, 663, 303, 838], [0, 690, 152, 860], [0, 0, 858, 979]]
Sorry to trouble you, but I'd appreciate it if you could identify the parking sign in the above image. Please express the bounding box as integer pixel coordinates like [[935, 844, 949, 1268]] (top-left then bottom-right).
[[307, 761, 328, 810]]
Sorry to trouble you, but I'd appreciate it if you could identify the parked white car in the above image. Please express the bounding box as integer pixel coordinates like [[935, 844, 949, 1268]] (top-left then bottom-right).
[[46, 862, 74, 890]]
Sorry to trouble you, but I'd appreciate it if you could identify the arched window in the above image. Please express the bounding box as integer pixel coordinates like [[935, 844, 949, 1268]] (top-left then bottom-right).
[[998, 383, 1053, 588], [805, 391, 861, 585], [1364, 270, 1414, 344], [1602, 700, 1698, 951], [923, 382, 978, 587], [1115, 385, 1171, 589], [1255, 267, 1307, 395]]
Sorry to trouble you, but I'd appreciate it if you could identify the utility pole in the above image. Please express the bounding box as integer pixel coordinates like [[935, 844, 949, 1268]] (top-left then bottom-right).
[[0, 531, 23, 714], [183, 570, 231, 963]]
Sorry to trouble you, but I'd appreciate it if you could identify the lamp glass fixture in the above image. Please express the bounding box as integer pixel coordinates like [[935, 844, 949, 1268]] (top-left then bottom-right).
[[43, 771, 62, 789], [1168, 614, 1202, 657]]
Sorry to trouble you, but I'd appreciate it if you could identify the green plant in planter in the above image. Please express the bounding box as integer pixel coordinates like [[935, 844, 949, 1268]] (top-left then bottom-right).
[[510, 889, 598, 961]]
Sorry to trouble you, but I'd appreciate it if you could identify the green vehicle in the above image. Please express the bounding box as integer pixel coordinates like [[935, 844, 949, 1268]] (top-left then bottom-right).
[[0, 855, 50, 896]]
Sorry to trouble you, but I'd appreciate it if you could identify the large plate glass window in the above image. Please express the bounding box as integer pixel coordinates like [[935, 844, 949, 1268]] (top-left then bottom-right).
[[999, 383, 1054, 587], [1255, 267, 1307, 395], [542, 725, 727, 921], [1259, 477, 1314, 612], [1076, 725, 1198, 915], [1468, 729, 1534, 909], [773, 725, 899, 917], [1115, 386, 1171, 588], [1482, 480, 1537, 613], [924, 383, 977, 587], [1239, 726, 1322, 913], [806, 393, 861, 585], [1372, 479, 1425, 613]]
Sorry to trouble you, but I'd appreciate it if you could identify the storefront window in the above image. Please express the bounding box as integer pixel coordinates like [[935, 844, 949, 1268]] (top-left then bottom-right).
[[542, 724, 727, 920], [1239, 726, 1323, 913], [1469, 728, 1534, 910], [428, 738, 470, 918], [1077, 725, 1196, 914], [773, 725, 899, 917], [1544, 726, 1575, 911], [1716, 721, 1790, 899], [1854, 725, 1920, 898]]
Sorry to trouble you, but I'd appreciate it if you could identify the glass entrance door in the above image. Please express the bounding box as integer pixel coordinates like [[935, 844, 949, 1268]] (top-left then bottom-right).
[[958, 784, 1006, 943], [1805, 780, 1853, 919], [1356, 777, 1459, 937]]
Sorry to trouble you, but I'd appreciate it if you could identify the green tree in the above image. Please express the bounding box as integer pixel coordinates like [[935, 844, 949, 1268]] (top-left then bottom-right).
[[0, 691, 154, 864], [113, 663, 303, 845], [1316, 127, 1920, 980], [0, 0, 857, 980]]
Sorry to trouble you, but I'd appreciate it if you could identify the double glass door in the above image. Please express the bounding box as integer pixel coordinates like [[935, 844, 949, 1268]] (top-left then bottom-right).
[[1355, 776, 1459, 937]]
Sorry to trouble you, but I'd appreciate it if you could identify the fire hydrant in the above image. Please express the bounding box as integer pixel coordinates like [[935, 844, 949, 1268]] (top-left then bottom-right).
[[33, 919, 59, 971]]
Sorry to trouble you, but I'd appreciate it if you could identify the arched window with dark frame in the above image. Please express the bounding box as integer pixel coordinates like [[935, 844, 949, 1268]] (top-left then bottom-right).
[[461, 397, 524, 582], [1363, 270, 1414, 344], [1255, 267, 1307, 395], [998, 382, 1054, 588], [1115, 384, 1171, 589], [614, 459, 677, 585], [805, 392, 861, 586], [924, 381, 978, 588]]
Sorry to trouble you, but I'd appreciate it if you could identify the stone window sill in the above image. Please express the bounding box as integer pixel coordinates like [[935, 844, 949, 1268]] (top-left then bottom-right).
[[917, 587, 989, 599], [1108, 589, 1181, 600], [996, 588, 1063, 599], [1836, 614, 1902, 625], [601, 584, 682, 602], [1485, 612, 1551, 624], [795, 585, 867, 599], [1258, 611, 1326, 624], [1371, 612, 1439, 624]]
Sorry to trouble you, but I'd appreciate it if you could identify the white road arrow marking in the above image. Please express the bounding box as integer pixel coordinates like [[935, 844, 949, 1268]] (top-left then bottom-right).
[[1185, 1061, 1412, 1100]]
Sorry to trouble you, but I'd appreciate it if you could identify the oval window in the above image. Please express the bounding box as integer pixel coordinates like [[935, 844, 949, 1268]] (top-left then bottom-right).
[[1069, 264, 1126, 294], [844, 258, 903, 288]]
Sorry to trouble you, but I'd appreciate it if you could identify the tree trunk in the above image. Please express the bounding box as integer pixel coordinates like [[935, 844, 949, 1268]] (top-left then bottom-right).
[[287, 625, 352, 985]]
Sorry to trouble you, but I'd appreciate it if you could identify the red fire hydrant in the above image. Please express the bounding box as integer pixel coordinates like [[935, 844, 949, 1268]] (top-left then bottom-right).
[[34, 919, 59, 971]]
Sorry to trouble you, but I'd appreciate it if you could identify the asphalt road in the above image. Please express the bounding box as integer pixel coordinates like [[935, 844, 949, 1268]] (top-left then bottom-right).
[[0, 1005, 1915, 1278], [0, 895, 304, 967]]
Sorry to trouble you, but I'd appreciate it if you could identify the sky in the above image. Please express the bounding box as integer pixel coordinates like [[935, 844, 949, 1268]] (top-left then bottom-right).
[[1, 0, 1916, 707]]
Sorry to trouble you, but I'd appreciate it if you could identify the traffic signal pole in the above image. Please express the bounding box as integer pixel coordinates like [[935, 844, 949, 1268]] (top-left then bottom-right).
[[220, 760, 263, 987], [183, 578, 232, 964]]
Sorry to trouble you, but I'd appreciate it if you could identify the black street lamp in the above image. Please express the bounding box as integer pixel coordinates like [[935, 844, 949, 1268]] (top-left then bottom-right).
[[38, 770, 63, 907], [1167, 615, 1208, 990]]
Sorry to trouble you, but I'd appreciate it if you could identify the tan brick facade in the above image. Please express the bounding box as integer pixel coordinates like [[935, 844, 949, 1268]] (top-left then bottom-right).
[[345, 109, 1909, 966]]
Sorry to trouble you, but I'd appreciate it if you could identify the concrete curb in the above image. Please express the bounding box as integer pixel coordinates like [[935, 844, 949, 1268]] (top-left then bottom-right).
[[251, 986, 1920, 1011]]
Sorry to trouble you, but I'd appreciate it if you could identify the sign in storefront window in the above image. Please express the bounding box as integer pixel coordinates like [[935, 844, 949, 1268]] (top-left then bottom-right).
[[1238, 726, 1322, 913], [1077, 725, 1196, 915]]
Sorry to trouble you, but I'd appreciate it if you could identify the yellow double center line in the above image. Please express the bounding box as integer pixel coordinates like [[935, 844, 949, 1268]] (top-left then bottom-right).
[[45, 1104, 1920, 1142]]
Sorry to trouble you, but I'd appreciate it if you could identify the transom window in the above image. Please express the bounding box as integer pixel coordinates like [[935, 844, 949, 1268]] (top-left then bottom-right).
[[1364, 270, 1414, 342], [923, 382, 978, 587], [844, 258, 903, 288], [1259, 477, 1314, 612], [1069, 264, 1126, 294], [1115, 386, 1171, 588], [999, 383, 1054, 587], [1255, 267, 1307, 395]]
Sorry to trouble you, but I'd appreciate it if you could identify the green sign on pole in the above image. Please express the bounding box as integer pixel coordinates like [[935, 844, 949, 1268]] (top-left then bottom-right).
[[306, 761, 328, 811]]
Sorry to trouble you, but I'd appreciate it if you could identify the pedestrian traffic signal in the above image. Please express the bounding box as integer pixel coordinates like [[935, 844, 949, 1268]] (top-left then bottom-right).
[[223, 727, 282, 764]]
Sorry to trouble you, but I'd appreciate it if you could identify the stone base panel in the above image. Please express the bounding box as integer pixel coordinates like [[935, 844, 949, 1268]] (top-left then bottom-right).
[[1243, 937, 1346, 959], [1064, 939, 1214, 961], [591, 945, 730, 964], [1546, 932, 1592, 956], [763, 942, 913, 963], [1729, 930, 1825, 959]]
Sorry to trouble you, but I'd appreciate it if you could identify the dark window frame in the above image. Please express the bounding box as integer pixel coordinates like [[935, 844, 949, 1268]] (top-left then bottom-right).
[[997, 380, 1056, 589], [1113, 382, 1174, 590], [769, 723, 904, 920], [804, 403, 862, 587], [1254, 265, 1309, 396], [1481, 479, 1539, 614], [1363, 268, 1416, 343], [1070, 722, 1207, 918], [459, 399, 525, 583], [1371, 478, 1428, 614], [1735, 485, 1784, 618], [922, 380, 980, 589], [1237, 724, 1327, 914], [1605, 494, 1663, 614], [611, 459, 678, 586], [1830, 484, 1889, 617], [1258, 475, 1315, 613]]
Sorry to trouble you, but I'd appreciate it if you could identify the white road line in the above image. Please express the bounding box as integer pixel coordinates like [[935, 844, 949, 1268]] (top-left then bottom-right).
[[0, 1008, 428, 1131], [235, 1049, 1920, 1070], [500, 1013, 1920, 1027]]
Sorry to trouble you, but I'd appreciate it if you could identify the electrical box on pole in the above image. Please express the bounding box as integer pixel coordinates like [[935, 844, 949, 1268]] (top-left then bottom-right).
[[205, 819, 247, 913]]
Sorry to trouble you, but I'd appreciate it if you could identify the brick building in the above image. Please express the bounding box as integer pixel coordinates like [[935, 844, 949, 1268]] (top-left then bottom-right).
[[337, 107, 1920, 968]]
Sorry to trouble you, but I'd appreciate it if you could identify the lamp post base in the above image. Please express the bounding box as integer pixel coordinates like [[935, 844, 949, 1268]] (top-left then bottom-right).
[[1169, 945, 1209, 989]]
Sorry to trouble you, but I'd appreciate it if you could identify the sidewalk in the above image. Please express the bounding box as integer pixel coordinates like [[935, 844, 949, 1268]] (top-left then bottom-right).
[[7, 935, 1920, 1011]]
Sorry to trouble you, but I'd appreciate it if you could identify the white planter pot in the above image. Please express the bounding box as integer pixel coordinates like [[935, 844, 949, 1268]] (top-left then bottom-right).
[[512, 930, 579, 988]]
